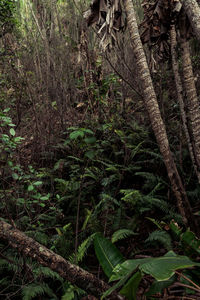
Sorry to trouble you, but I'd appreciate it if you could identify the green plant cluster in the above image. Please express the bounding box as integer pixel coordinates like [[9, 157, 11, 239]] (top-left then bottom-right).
[[1, 108, 200, 299], [0, 0, 16, 37]]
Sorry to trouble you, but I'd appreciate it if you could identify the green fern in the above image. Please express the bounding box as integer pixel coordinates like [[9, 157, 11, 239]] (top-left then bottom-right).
[[0, 276, 9, 287], [61, 283, 85, 300], [146, 217, 163, 230], [135, 172, 165, 193], [112, 207, 122, 231], [0, 258, 8, 269], [0, 255, 22, 273], [22, 283, 57, 300], [145, 196, 182, 223], [111, 229, 136, 243], [33, 266, 63, 281], [120, 189, 142, 206], [70, 233, 96, 263], [145, 230, 172, 251]]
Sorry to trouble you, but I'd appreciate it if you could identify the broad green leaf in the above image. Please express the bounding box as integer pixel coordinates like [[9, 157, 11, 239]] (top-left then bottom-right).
[[111, 251, 200, 283], [84, 150, 95, 159], [33, 181, 43, 186], [28, 184, 34, 191], [101, 272, 131, 299], [8, 161, 13, 167], [84, 136, 96, 144], [170, 221, 182, 237], [140, 251, 199, 281], [9, 128, 15, 136], [94, 233, 124, 278], [82, 128, 94, 135], [61, 291, 74, 300], [120, 271, 142, 300], [40, 194, 50, 201], [12, 173, 19, 180], [145, 276, 176, 296], [69, 130, 84, 140], [110, 259, 149, 282], [3, 108, 10, 113], [181, 230, 200, 255]]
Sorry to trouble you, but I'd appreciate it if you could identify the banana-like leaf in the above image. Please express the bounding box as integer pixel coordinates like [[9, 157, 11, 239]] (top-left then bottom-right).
[[94, 233, 124, 278], [120, 271, 142, 300], [181, 230, 200, 256], [101, 273, 130, 299], [111, 251, 200, 282], [145, 276, 176, 297]]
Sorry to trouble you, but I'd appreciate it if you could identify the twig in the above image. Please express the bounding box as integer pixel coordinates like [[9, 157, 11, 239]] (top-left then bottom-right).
[[175, 271, 200, 291]]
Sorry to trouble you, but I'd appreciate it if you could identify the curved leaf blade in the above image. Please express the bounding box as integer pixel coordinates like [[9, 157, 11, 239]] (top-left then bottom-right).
[[94, 233, 124, 278], [120, 271, 142, 300]]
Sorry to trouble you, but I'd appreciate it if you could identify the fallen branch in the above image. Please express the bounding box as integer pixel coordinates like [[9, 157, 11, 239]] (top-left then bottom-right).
[[0, 220, 123, 299]]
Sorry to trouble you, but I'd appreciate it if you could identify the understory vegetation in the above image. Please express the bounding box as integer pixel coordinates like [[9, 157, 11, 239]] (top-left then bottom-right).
[[1, 0, 200, 299]]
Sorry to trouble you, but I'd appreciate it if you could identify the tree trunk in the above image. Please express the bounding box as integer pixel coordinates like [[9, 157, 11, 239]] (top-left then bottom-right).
[[0, 220, 123, 300], [181, 36, 200, 176], [170, 25, 200, 183], [182, 0, 200, 42], [123, 0, 197, 230]]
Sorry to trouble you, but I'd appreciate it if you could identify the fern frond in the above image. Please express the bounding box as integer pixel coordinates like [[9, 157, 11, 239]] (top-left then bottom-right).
[[22, 283, 57, 300], [146, 217, 163, 230], [0, 277, 9, 287], [140, 149, 163, 160], [145, 197, 182, 223], [0, 259, 8, 268], [111, 229, 136, 243], [148, 182, 164, 196], [61, 284, 85, 300], [75, 233, 97, 263], [120, 189, 142, 206], [145, 230, 172, 250], [33, 266, 63, 281], [112, 208, 122, 231], [0, 256, 22, 273], [61, 291, 74, 300]]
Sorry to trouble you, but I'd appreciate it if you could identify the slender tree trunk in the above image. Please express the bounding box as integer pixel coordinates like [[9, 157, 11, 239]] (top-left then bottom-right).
[[170, 25, 200, 183], [181, 36, 200, 175], [123, 0, 197, 230], [0, 220, 123, 300], [182, 0, 200, 42]]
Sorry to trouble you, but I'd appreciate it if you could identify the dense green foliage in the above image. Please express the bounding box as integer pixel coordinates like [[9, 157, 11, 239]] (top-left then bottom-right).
[[1, 0, 200, 299], [0, 0, 16, 37]]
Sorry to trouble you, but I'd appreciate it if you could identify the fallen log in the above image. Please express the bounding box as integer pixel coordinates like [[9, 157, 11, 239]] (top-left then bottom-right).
[[0, 220, 124, 299]]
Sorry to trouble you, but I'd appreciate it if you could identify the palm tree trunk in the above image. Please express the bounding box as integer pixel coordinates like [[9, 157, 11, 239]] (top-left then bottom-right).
[[182, 0, 200, 42], [170, 25, 200, 183], [181, 36, 200, 174], [123, 0, 196, 229]]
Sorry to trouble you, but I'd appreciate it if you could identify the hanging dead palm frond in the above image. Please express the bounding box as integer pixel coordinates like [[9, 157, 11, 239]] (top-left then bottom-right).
[[84, 0, 125, 51], [140, 0, 185, 67]]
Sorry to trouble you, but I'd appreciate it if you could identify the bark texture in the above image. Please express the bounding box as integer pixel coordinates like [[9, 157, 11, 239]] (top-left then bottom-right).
[[0, 220, 123, 299], [170, 25, 200, 183], [182, 0, 200, 42], [124, 0, 196, 229], [181, 38, 200, 174]]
